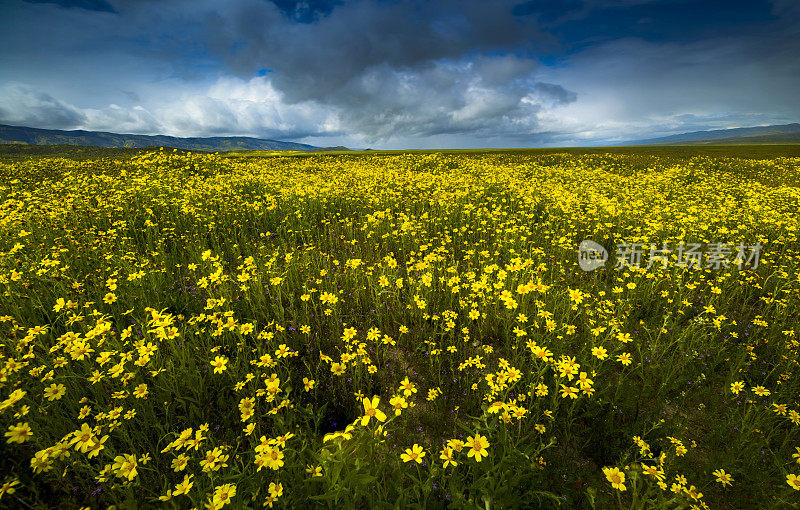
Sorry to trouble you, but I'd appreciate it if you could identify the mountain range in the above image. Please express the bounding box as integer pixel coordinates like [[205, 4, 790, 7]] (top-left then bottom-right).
[[0, 123, 345, 152], [622, 123, 800, 145], [1, 122, 799, 152]]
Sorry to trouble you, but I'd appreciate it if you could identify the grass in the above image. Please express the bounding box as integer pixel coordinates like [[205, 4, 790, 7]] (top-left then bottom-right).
[[4, 142, 800, 162]]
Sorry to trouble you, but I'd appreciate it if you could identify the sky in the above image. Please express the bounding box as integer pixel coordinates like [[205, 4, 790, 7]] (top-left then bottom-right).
[[0, 0, 798, 149]]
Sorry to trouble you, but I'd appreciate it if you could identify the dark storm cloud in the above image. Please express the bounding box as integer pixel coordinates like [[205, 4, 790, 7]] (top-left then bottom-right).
[[1, 0, 798, 147], [22, 0, 116, 13], [201, 0, 574, 139], [207, 0, 539, 101], [323, 57, 543, 138]]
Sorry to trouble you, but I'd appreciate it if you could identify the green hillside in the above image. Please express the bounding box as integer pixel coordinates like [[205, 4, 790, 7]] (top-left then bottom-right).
[[0, 123, 323, 152], [626, 123, 800, 145]]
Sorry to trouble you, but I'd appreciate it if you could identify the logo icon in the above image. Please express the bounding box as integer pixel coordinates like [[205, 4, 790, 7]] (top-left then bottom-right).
[[578, 240, 608, 271]]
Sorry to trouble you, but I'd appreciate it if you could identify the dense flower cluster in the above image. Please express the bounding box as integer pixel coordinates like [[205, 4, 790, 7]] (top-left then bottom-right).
[[0, 149, 799, 507]]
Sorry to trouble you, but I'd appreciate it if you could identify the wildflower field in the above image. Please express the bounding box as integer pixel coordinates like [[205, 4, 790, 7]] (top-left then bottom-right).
[[2, 147, 800, 509]]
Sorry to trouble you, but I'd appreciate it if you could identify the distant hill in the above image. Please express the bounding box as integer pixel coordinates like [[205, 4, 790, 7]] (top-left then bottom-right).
[[623, 123, 800, 145], [0, 123, 339, 152]]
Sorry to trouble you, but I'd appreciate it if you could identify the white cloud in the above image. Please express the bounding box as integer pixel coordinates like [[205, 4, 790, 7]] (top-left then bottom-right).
[[0, 77, 341, 142], [534, 36, 800, 143], [0, 82, 86, 129], [82, 105, 162, 133]]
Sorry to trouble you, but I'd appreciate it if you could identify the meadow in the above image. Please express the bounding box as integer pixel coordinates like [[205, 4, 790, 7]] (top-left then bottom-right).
[[1, 146, 799, 508]]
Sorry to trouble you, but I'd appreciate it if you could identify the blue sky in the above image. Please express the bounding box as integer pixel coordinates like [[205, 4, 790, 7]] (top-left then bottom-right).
[[0, 0, 798, 148]]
